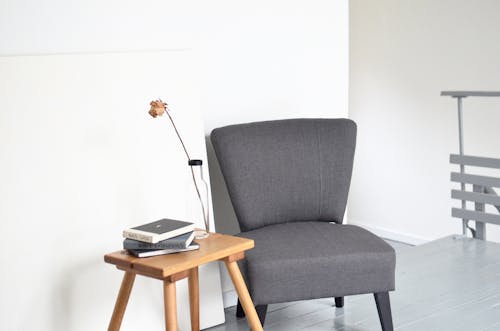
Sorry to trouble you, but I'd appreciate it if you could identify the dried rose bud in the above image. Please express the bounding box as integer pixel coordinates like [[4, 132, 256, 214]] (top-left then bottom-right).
[[148, 99, 167, 118]]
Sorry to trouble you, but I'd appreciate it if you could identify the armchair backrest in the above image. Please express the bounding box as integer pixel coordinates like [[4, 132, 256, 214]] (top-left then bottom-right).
[[211, 118, 356, 232]]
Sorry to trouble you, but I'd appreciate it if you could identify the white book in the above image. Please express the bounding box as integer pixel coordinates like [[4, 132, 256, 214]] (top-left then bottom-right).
[[123, 218, 195, 243]]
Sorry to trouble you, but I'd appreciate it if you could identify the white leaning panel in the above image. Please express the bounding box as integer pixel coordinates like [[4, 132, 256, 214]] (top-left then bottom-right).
[[0, 51, 224, 331]]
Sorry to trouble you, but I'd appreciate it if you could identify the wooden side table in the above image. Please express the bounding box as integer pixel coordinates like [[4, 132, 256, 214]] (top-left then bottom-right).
[[104, 232, 263, 331]]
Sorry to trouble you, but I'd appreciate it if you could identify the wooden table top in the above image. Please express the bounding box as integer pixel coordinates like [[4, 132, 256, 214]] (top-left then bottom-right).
[[104, 232, 254, 279]]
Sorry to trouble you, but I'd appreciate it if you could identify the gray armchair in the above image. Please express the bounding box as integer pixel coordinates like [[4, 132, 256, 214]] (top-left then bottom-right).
[[211, 119, 395, 331]]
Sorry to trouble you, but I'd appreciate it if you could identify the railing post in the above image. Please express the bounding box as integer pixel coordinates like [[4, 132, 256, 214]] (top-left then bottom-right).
[[457, 96, 468, 236], [473, 185, 486, 240]]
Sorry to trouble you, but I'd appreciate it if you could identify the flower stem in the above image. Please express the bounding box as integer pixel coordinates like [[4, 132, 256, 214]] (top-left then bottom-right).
[[165, 110, 191, 161], [165, 109, 209, 231]]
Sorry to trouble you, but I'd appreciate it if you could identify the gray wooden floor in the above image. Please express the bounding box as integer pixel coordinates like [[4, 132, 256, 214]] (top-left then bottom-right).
[[207, 236, 500, 331]]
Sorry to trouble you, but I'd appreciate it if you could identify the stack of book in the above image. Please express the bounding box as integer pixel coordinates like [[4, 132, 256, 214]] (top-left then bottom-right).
[[122, 218, 199, 258]]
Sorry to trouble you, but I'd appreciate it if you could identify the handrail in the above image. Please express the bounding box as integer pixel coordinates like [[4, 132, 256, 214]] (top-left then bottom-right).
[[441, 91, 500, 98]]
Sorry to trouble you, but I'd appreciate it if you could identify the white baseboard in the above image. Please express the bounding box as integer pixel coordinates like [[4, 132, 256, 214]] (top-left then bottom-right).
[[348, 221, 430, 246], [222, 289, 238, 308]]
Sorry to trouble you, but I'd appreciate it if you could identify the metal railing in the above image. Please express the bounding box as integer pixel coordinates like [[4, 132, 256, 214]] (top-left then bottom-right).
[[442, 91, 500, 240]]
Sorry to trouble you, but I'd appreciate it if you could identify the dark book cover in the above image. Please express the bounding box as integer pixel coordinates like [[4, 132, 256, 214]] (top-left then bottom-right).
[[123, 231, 194, 250], [131, 219, 193, 234], [127, 242, 200, 258]]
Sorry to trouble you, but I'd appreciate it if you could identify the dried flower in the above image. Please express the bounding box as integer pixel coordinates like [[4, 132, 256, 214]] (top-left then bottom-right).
[[147, 98, 210, 235], [148, 99, 167, 118]]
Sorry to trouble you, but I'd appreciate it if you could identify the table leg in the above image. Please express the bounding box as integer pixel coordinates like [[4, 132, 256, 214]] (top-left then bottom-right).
[[224, 260, 264, 331], [163, 279, 178, 331], [108, 271, 136, 331], [188, 267, 200, 331]]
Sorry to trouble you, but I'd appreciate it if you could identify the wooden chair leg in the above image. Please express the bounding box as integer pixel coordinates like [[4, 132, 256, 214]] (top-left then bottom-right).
[[164, 280, 178, 331], [108, 272, 136, 331], [224, 260, 264, 331], [374, 292, 394, 331], [188, 267, 199, 331], [335, 297, 344, 308], [236, 299, 245, 318]]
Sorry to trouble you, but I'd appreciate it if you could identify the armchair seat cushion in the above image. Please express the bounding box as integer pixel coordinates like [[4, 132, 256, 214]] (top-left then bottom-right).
[[238, 222, 396, 305]]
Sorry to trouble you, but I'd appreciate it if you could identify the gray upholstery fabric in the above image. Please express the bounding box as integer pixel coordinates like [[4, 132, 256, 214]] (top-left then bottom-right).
[[211, 119, 395, 306], [237, 222, 395, 305], [211, 119, 356, 232]]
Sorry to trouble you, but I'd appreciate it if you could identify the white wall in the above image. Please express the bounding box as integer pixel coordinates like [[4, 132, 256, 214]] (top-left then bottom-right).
[[0, 51, 226, 330], [197, 1, 350, 306], [201, 0, 350, 232], [1, 0, 350, 318], [0, 2, 199, 330], [349, 0, 500, 244], [0, 0, 349, 234], [0, 0, 195, 54]]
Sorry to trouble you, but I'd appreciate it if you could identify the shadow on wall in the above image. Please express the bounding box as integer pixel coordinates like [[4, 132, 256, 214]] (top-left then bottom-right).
[[205, 136, 240, 235]]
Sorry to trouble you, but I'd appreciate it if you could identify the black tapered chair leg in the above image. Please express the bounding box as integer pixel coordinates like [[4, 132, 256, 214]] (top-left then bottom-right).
[[236, 299, 245, 318], [335, 297, 344, 308], [374, 292, 394, 331], [255, 304, 268, 325], [236, 299, 268, 325]]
